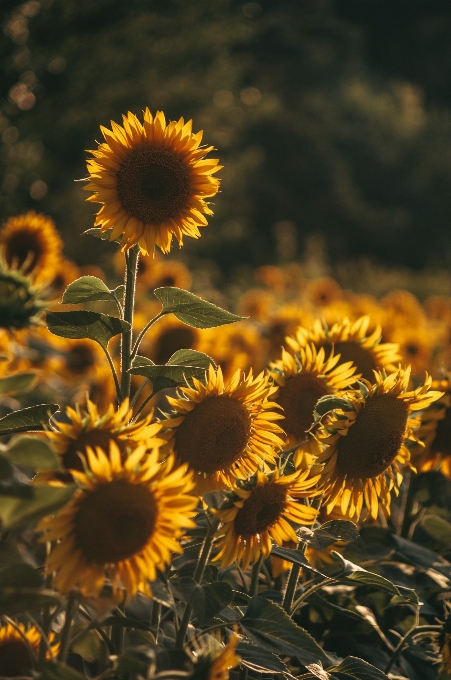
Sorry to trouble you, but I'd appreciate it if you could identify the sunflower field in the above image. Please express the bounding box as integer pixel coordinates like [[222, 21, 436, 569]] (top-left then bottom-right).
[[0, 103, 451, 680]]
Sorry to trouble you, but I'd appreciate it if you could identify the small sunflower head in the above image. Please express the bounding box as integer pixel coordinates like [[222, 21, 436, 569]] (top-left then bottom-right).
[[0, 263, 47, 331], [190, 633, 241, 680], [0, 623, 58, 676]]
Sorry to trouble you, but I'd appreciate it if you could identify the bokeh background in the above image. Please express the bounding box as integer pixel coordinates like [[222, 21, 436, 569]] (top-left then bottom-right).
[[2, 0, 451, 296]]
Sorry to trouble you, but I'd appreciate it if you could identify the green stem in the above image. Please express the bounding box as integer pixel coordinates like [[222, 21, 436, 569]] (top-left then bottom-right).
[[175, 517, 220, 648], [384, 606, 420, 674], [150, 600, 161, 642], [250, 554, 263, 596], [291, 578, 336, 615], [131, 311, 165, 361], [57, 591, 78, 662], [283, 555, 304, 613], [39, 548, 54, 665], [132, 389, 156, 421], [102, 346, 123, 403], [400, 471, 416, 538], [111, 601, 126, 655], [120, 244, 139, 401], [130, 378, 150, 409]]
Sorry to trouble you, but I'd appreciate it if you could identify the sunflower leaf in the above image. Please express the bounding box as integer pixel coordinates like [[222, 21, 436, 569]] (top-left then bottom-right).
[[0, 587, 61, 617], [83, 227, 122, 244], [328, 656, 390, 679], [0, 403, 59, 436], [314, 395, 352, 421], [128, 363, 209, 394], [46, 310, 130, 350], [154, 287, 244, 328], [237, 642, 291, 675], [332, 552, 400, 595], [300, 520, 360, 551], [0, 372, 37, 395], [62, 275, 117, 304], [0, 484, 76, 531], [3, 436, 60, 471], [240, 596, 332, 667], [270, 546, 328, 578], [166, 349, 217, 369]]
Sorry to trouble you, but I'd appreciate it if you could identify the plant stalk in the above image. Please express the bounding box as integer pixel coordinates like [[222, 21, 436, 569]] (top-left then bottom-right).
[[250, 554, 263, 596], [120, 244, 139, 400], [57, 590, 78, 662], [175, 517, 220, 648]]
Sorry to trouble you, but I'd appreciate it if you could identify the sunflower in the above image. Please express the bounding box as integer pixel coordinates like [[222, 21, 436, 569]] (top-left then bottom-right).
[[0, 264, 47, 331], [237, 288, 275, 323], [213, 468, 320, 569], [312, 368, 443, 520], [160, 364, 285, 494], [44, 398, 163, 478], [191, 633, 241, 680], [204, 321, 268, 379], [286, 316, 401, 382], [391, 325, 437, 376], [412, 378, 451, 477], [0, 623, 58, 676], [304, 276, 343, 309], [0, 211, 62, 282], [269, 343, 358, 447], [266, 303, 313, 360], [39, 443, 196, 599], [85, 110, 222, 255]]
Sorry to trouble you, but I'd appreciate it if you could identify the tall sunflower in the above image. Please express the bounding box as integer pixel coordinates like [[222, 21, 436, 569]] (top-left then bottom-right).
[[412, 378, 451, 477], [0, 623, 58, 676], [213, 468, 320, 569], [85, 110, 222, 255], [0, 211, 62, 281], [286, 316, 401, 382], [44, 398, 163, 478], [38, 444, 196, 599], [269, 344, 358, 447], [160, 364, 285, 494], [312, 368, 443, 520]]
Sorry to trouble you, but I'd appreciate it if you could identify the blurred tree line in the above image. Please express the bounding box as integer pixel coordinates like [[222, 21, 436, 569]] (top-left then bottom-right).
[[1, 0, 451, 273]]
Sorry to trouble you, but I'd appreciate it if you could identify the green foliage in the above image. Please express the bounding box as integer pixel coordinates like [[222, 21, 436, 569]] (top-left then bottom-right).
[[130, 350, 216, 393], [0, 484, 75, 531], [2, 435, 60, 470], [0, 403, 59, 435], [62, 275, 123, 304], [154, 287, 244, 329], [46, 310, 130, 349], [0, 371, 37, 395]]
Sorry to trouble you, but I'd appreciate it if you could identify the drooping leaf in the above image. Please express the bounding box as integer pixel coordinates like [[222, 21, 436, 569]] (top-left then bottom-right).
[[167, 349, 217, 369], [83, 227, 121, 243], [129, 363, 209, 394], [198, 581, 233, 624], [0, 403, 59, 436], [169, 576, 205, 620], [46, 310, 130, 349], [314, 395, 351, 420], [240, 596, 331, 667], [332, 553, 400, 595], [271, 546, 328, 578], [329, 656, 389, 679], [308, 520, 360, 551], [392, 534, 451, 577], [62, 275, 117, 304], [0, 372, 37, 395], [307, 592, 364, 621], [4, 436, 60, 470], [0, 484, 76, 531], [154, 287, 244, 328], [237, 642, 291, 675]]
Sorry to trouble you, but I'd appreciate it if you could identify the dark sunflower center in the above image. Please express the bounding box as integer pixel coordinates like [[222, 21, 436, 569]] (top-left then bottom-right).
[[336, 394, 409, 478], [174, 395, 251, 474], [431, 406, 451, 457], [153, 327, 196, 365], [0, 639, 34, 677], [4, 229, 44, 275], [276, 373, 330, 440], [62, 430, 128, 472], [234, 484, 287, 537], [117, 148, 190, 225], [66, 344, 96, 374], [74, 480, 157, 563], [322, 341, 377, 382]]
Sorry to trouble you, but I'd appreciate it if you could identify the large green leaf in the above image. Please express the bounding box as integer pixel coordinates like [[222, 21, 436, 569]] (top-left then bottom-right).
[[46, 310, 130, 349], [329, 656, 389, 679], [333, 553, 400, 595], [0, 404, 59, 436], [0, 372, 37, 395], [0, 563, 60, 616], [167, 349, 217, 369], [62, 275, 118, 304], [271, 546, 327, 577], [0, 484, 76, 531], [154, 286, 244, 328], [3, 435, 60, 470], [240, 596, 331, 667], [237, 642, 290, 675], [308, 520, 360, 550], [83, 226, 121, 244], [129, 362, 210, 393], [314, 395, 351, 421], [392, 534, 451, 577]]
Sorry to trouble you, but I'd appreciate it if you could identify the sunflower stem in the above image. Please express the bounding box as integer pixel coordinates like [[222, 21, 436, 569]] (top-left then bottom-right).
[[250, 554, 264, 596], [131, 310, 165, 361], [111, 602, 125, 655], [175, 517, 220, 649], [131, 389, 156, 421], [39, 546, 55, 664], [130, 378, 150, 410], [150, 600, 161, 642], [282, 547, 305, 614], [57, 590, 78, 662], [120, 244, 139, 401], [102, 346, 123, 403], [400, 470, 416, 538], [384, 603, 420, 674]]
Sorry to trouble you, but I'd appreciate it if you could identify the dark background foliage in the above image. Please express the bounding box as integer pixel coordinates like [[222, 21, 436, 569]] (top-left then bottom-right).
[[1, 0, 451, 274]]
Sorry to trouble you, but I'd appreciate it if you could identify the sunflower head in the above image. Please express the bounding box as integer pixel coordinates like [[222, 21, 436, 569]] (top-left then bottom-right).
[[85, 110, 222, 255], [412, 378, 451, 476], [39, 443, 196, 599], [0, 211, 62, 281], [0, 263, 47, 331], [269, 343, 359, 446], [286, 316, 401, 382], [213, 467, 320, 569], [160, 364, 285, 494], [190, 633, 241, 680], [311, 368, 443, 519], [0, 623, 58, 676]]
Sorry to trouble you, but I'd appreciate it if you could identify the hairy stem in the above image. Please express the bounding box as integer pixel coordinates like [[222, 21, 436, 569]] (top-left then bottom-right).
[[120, 244, 139, 400], [57, 591, 78, 662]]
